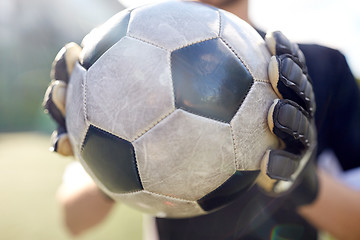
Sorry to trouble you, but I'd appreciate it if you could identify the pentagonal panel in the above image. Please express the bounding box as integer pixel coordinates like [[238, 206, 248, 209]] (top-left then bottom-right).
[[128, 1, 219, 50], [198, 170, 259, 212], [171, 38, 253, 123], [81, 125, 143, 193], [133, 109, 235, 201], [80, 10, 131, 69], [66, 62, 89, 158], [112, 190, 206, 218], [231, 82, 280, 170], [86, 37, 174, 142], [220, 10, 270, 81]]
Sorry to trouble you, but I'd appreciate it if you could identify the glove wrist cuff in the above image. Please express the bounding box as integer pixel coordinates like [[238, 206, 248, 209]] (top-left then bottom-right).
[[290, 158, 319, 207]]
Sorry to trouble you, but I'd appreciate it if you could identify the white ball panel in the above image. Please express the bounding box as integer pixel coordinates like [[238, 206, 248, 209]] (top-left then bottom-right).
[[112, 190, 206, 218], [66, 62, 89, 157], [220, 10, 270, 81], [128, 1, 219, 50], [133, 109, 236, 201], [231, 82, 279, 170], [86, 36, 174, 141]]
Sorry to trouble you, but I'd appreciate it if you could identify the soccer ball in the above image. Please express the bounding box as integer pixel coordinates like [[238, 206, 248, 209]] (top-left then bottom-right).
[[66, 1, 279, 218]]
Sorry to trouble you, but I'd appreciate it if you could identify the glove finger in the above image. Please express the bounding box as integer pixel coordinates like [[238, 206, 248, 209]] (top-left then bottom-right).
[[50, 127, 74, 156], [265, 31, 303, 61], [51, 80, 67, 116], [50, 42, 82, 83], [269, 55, 315, 117], [266, 149, 300, 181], [257, 150, 277, 193], [266, 31, 311, 79], [43, 80, 67, 127], [257, 149, 299, 193], [268, 99, 312, 154]]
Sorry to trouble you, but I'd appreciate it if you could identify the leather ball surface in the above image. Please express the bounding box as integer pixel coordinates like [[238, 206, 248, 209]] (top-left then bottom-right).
[[66, 1, 278, 218]]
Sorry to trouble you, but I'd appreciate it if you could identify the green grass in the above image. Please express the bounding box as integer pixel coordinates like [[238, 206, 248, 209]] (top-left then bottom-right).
[[0, 133, 143, 240]]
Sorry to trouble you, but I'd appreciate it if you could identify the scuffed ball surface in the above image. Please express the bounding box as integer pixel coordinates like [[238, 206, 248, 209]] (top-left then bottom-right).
[[66, 1, 278, 218]]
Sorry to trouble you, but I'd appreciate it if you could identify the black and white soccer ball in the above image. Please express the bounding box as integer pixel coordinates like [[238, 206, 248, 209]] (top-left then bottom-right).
[[66, 1, 279, 218]]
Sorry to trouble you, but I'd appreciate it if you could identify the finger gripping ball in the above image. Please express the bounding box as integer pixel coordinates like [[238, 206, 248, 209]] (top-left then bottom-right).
[[66, 1, 279, 218]]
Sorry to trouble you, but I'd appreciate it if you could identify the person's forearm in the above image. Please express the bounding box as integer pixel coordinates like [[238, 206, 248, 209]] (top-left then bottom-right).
[[57, 180, 115, 235], [297, 169, 360, 240]]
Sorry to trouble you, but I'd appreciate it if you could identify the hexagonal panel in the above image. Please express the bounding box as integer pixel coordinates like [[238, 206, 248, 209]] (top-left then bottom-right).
[[133, 109, 236, 201], [80, 10, 131, 69], [66, 62, 89, 158], [128, 1, 219, 50], [86, 36, 174, 142], [81, 125, 143, 193], [219, 9, 270, 81], [171, 38, 254, 123], [231, 82, 280, 170], [112, 190, 206, 218]]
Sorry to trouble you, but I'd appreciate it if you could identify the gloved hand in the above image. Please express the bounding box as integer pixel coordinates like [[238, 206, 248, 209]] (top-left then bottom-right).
[[43, 42, 82, 156], [257, 31, 318, 206]]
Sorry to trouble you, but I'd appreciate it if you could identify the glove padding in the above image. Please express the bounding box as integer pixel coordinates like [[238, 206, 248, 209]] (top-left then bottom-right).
[[43, 42, 82, 156], [257, 31, 318, 203]]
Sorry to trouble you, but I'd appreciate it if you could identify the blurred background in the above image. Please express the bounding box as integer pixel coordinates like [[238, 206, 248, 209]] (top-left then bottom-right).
[[0, 0, 144, 239], [0, 0, 358, 239]]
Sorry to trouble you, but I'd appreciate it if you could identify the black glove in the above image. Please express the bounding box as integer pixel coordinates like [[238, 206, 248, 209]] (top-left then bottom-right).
[[257, 31, 318, 206], [43, 42, 82, 156]]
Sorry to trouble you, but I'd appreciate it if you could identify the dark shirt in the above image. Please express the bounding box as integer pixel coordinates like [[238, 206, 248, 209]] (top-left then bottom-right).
[[301, 44, 360, 170], [155, 42, 360, 239]]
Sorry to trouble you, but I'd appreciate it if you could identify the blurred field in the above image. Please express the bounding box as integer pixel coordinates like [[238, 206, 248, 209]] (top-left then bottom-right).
[[0, 132, 143, 240]]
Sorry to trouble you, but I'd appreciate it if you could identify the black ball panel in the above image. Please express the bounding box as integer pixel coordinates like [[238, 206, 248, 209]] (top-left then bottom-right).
[[171, 38, 254, 123], [197, 170, 259, 212], [80, 10, 131, 70], [81, 125, 143, 193]]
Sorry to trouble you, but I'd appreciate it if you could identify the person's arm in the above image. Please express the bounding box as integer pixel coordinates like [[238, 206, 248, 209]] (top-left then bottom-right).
[[57, 173, 115, 236], [298, 169, 360, 240]]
